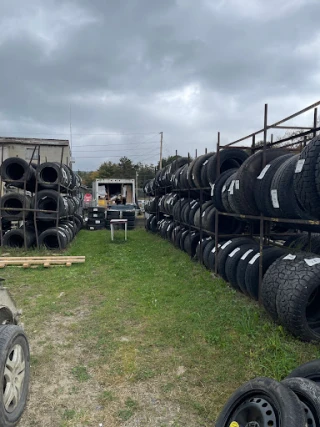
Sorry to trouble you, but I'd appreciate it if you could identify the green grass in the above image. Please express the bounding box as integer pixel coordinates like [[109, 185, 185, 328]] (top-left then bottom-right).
[[3, 229, 320, 425]]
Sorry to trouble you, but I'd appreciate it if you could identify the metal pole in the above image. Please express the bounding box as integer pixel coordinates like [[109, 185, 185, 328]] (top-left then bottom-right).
[[313, 108, 318, 138], [214, 132, 220, 274], [159, 132, 163, 169]]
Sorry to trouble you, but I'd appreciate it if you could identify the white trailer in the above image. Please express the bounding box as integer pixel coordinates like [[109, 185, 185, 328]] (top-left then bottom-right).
[[92, 178, 136, 206]]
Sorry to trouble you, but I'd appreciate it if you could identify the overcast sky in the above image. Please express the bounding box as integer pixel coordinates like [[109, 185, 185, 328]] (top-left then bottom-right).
[[1, 0, 319, 170]]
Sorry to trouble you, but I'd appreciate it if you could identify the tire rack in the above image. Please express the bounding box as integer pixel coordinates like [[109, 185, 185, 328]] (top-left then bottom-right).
[[150, 99, 320, 294], [0, 141, 78, 250]]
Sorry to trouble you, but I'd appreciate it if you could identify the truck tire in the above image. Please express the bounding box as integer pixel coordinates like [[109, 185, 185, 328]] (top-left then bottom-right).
[[276, 258, 320, 341], [0, 325, 30, 427]]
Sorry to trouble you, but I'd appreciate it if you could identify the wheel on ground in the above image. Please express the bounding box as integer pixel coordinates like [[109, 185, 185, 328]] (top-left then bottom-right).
[[215, 377, 305, 427], [285, 360, 320, 384], [0, 325, 30, 427]]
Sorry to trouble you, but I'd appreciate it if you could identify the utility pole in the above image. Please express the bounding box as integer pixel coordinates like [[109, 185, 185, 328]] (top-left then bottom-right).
[[159, 131, 163, 169]]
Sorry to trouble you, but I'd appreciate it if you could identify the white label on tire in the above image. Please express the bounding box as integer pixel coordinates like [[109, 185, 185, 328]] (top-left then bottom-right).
[[221, 240, 232, 249], [271, 189, 279, 208], [228, 180, 235, 195], [203, 159, 208, 166], [95, 220, 101, 224], [249, 253, 260, 265], [202, 211, 206, 217], [222, 185, 227, 193], [210, 184, 215, 196], [229, 247, 240, 257], [235, 180, 240, 190], [304, 258, 320, 266], [192, 174, 195, 180], [283, 254, 296, 261], [89, 227, 94, 230], [257, 164, 271, 179], [93, 214, 98, 217], [241, 249, 254, 260], [295, 159, 305, 173], [93, 208, 98, 212], [211, 244, 221, 253]]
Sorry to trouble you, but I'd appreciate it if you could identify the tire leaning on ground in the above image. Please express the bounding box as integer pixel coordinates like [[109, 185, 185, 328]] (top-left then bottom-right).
[[3, 229, 35, 249], [0, 325, 30, 427], [38, 228, 69, 250], [285, 359, 320, 384], [281, 377, 320, 427], [215, 377, 305, 427], [276, 257, 320, 342], [261, 252, 307, 321]]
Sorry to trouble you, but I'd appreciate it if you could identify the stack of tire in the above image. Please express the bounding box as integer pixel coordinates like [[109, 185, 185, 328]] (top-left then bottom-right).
[[215, 359, 320, 426], [86, 207, 106, 231], [0, 157, 83, 249]]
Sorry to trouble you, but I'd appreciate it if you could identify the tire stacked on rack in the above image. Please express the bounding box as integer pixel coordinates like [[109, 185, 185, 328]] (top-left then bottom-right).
[[0, 158, 83, 249], [105, 208, 136, 231], [215, 359, 320, 427], [87, 207, 106, 231]]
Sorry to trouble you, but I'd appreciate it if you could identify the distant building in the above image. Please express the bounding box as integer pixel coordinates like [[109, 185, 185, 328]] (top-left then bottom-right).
[[0, 137, 72, 167]]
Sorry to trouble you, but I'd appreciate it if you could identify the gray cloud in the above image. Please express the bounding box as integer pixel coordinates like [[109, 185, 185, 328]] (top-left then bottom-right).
[[0, 0, 319, 170]]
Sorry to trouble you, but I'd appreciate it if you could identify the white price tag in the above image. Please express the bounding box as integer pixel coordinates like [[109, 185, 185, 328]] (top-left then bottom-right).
[[202, 211, 206, 217], [228, 180, 235, 195], [283, 254, 296, 261], [93, 214, 98, 217], [304, 258, 320, 266], [271, 189, 279, 209], [95, 220, 101, 224], [211, 244, 221, 253], [229, 247, 240, 257], [93, 208, 98, 212], [257, 164, 271, 180], [221, 240, 232, 249], [222, 185, 227, 193], [211, 184, 215, 196], [295, 159, 305, 173], [235, 180, 240, 190], [241, 249, 254, 260], [203, 159, 209, 166], [249, 253, 260, 265]]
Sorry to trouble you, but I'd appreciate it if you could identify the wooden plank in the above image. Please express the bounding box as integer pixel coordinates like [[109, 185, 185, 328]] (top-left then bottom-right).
[[0, 257, 85, 261], [0, 259, 85, 265]]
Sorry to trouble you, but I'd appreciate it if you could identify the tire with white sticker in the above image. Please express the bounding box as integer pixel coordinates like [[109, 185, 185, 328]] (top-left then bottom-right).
[[253, 154, 293, 217], [222, 173, 237, 213], [293, 135, 320, 219], [192, 152, 214, 189], [276, 257, 320, 341], [225, 243, 258, 291], [212, 169, 238, 212], [244, 247, 286, 301], [236, 247, 261, 294], [216, 237, 256, 281], [206, 149, 249, 187]]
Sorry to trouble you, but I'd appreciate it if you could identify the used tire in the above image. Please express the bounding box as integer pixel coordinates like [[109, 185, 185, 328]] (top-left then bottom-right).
[[35, 190, 68, 221], [215, 377, 305, 427], [3, 229, 35, 249], [0, 324, 30, 427], [206, 149, 249, 187], [225, 243, 257, 291], [236, 246, 260, 294], [276, 257, 320, 341], [286, 360, 320, 384], [217, 238, 255, 281], [0, 194, 33, 220], [38, 228, 69, 249], [1, 158, 35, 191]]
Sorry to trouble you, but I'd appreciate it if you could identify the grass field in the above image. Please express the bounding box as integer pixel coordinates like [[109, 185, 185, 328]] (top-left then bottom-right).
[[2, 228, 320, 426]]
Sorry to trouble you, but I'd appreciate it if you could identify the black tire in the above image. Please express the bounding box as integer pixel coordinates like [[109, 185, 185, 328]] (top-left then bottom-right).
[[286, 360, 320, 384], [0, 325, 30, 427], [36, 162, 70, 189], [203, 240, 216, 269], [215, 377, 305, 427], [207, 242, 224, 271], [183, 231, 200, 257], [88, 207, 105, 214], [192, 153, 214, 188], [217, 238, 255, 281], [87, 218, 104, 226], [261, 252, 307, 321], [0, 194, 33, 220], [73, 213, 84, 230], [200, 153, 215, 188], [3, 229, 35, 248], [254, 154, 293, 217], [236, 247, 260, 294], [281, 377, 320, 426], [233, 148, 289, 215], [276, 258, 320, 341], [1, 158, 35, 191], [294, 136, 320, 219], [225, 243, 257, 290], [213, 169, 238, 212], [188, 201, 200, 225], [87, 224, 105, 231], [88, 211, 105, 219], [35, 190, 68, 221], [38, 228, 68, 249], [195, 237, 213, 262], [271, 155, 310, 219], [222, 173, 237, 213], [245, 247, 286, 301], [193, 201, 214, 228], [206, 149, 249, 187]]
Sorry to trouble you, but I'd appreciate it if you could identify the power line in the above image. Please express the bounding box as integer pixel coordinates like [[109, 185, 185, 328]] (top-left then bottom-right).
[[2, 131, 159, 136]]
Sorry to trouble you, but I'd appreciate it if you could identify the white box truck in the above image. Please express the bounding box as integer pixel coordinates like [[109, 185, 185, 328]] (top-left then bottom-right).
[[92, 178, 136, 207]]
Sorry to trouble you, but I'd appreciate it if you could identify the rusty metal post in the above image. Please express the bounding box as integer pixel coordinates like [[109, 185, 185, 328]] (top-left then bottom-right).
[[214, 132, 220, 274]]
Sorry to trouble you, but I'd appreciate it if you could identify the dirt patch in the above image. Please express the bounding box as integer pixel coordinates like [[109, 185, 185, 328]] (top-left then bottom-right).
[[19, 310, 206, 427]]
